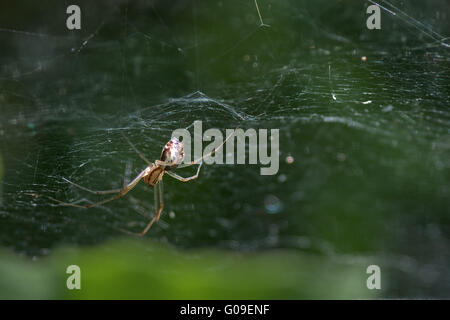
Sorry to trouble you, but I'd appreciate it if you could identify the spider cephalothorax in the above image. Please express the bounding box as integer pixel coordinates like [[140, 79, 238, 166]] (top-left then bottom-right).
[[160, 137, 184, 170]]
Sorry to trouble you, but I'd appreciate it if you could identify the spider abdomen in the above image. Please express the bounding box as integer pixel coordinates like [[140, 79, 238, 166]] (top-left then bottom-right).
[[160, 137, 184, 170]]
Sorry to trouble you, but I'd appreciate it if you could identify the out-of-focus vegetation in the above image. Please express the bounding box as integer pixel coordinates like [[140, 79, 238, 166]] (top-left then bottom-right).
[[0, 239, 378, 299]]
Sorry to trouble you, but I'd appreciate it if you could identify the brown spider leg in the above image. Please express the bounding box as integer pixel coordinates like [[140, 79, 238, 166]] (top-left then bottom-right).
[[49, 169, 148, 209], [165, 162, 202, 182], [140, 180, 165, 236], [154, 160, 167, 167], [120, 131, 153, 166], [159, 178, 164, 207], [177, 126, 238, 168], [119, 180, 164, 236], [61, 177, 122, 195]]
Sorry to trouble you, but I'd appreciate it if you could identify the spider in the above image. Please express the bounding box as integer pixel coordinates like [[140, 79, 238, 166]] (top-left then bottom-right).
[[50, 129, 235, 236]]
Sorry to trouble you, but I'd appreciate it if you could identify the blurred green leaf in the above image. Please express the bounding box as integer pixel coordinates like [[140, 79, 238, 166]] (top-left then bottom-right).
[[0, 239, 379, 299]]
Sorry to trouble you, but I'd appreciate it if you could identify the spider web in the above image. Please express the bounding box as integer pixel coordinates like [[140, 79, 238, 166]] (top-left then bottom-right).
[[0, 0, 449, 297]]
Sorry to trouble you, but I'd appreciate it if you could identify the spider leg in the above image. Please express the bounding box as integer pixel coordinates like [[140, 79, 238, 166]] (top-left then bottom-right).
[[120, 131, 153, 166], [123, 163, 201, 236], [140, 180, 165, 236], [62, 177, 122, 195], [166, 162, 202, 182], [178, 126, 238, 168], [49, 169, 148, 209], [119, 180, 164, 236], [159, 178, 164, 206]]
